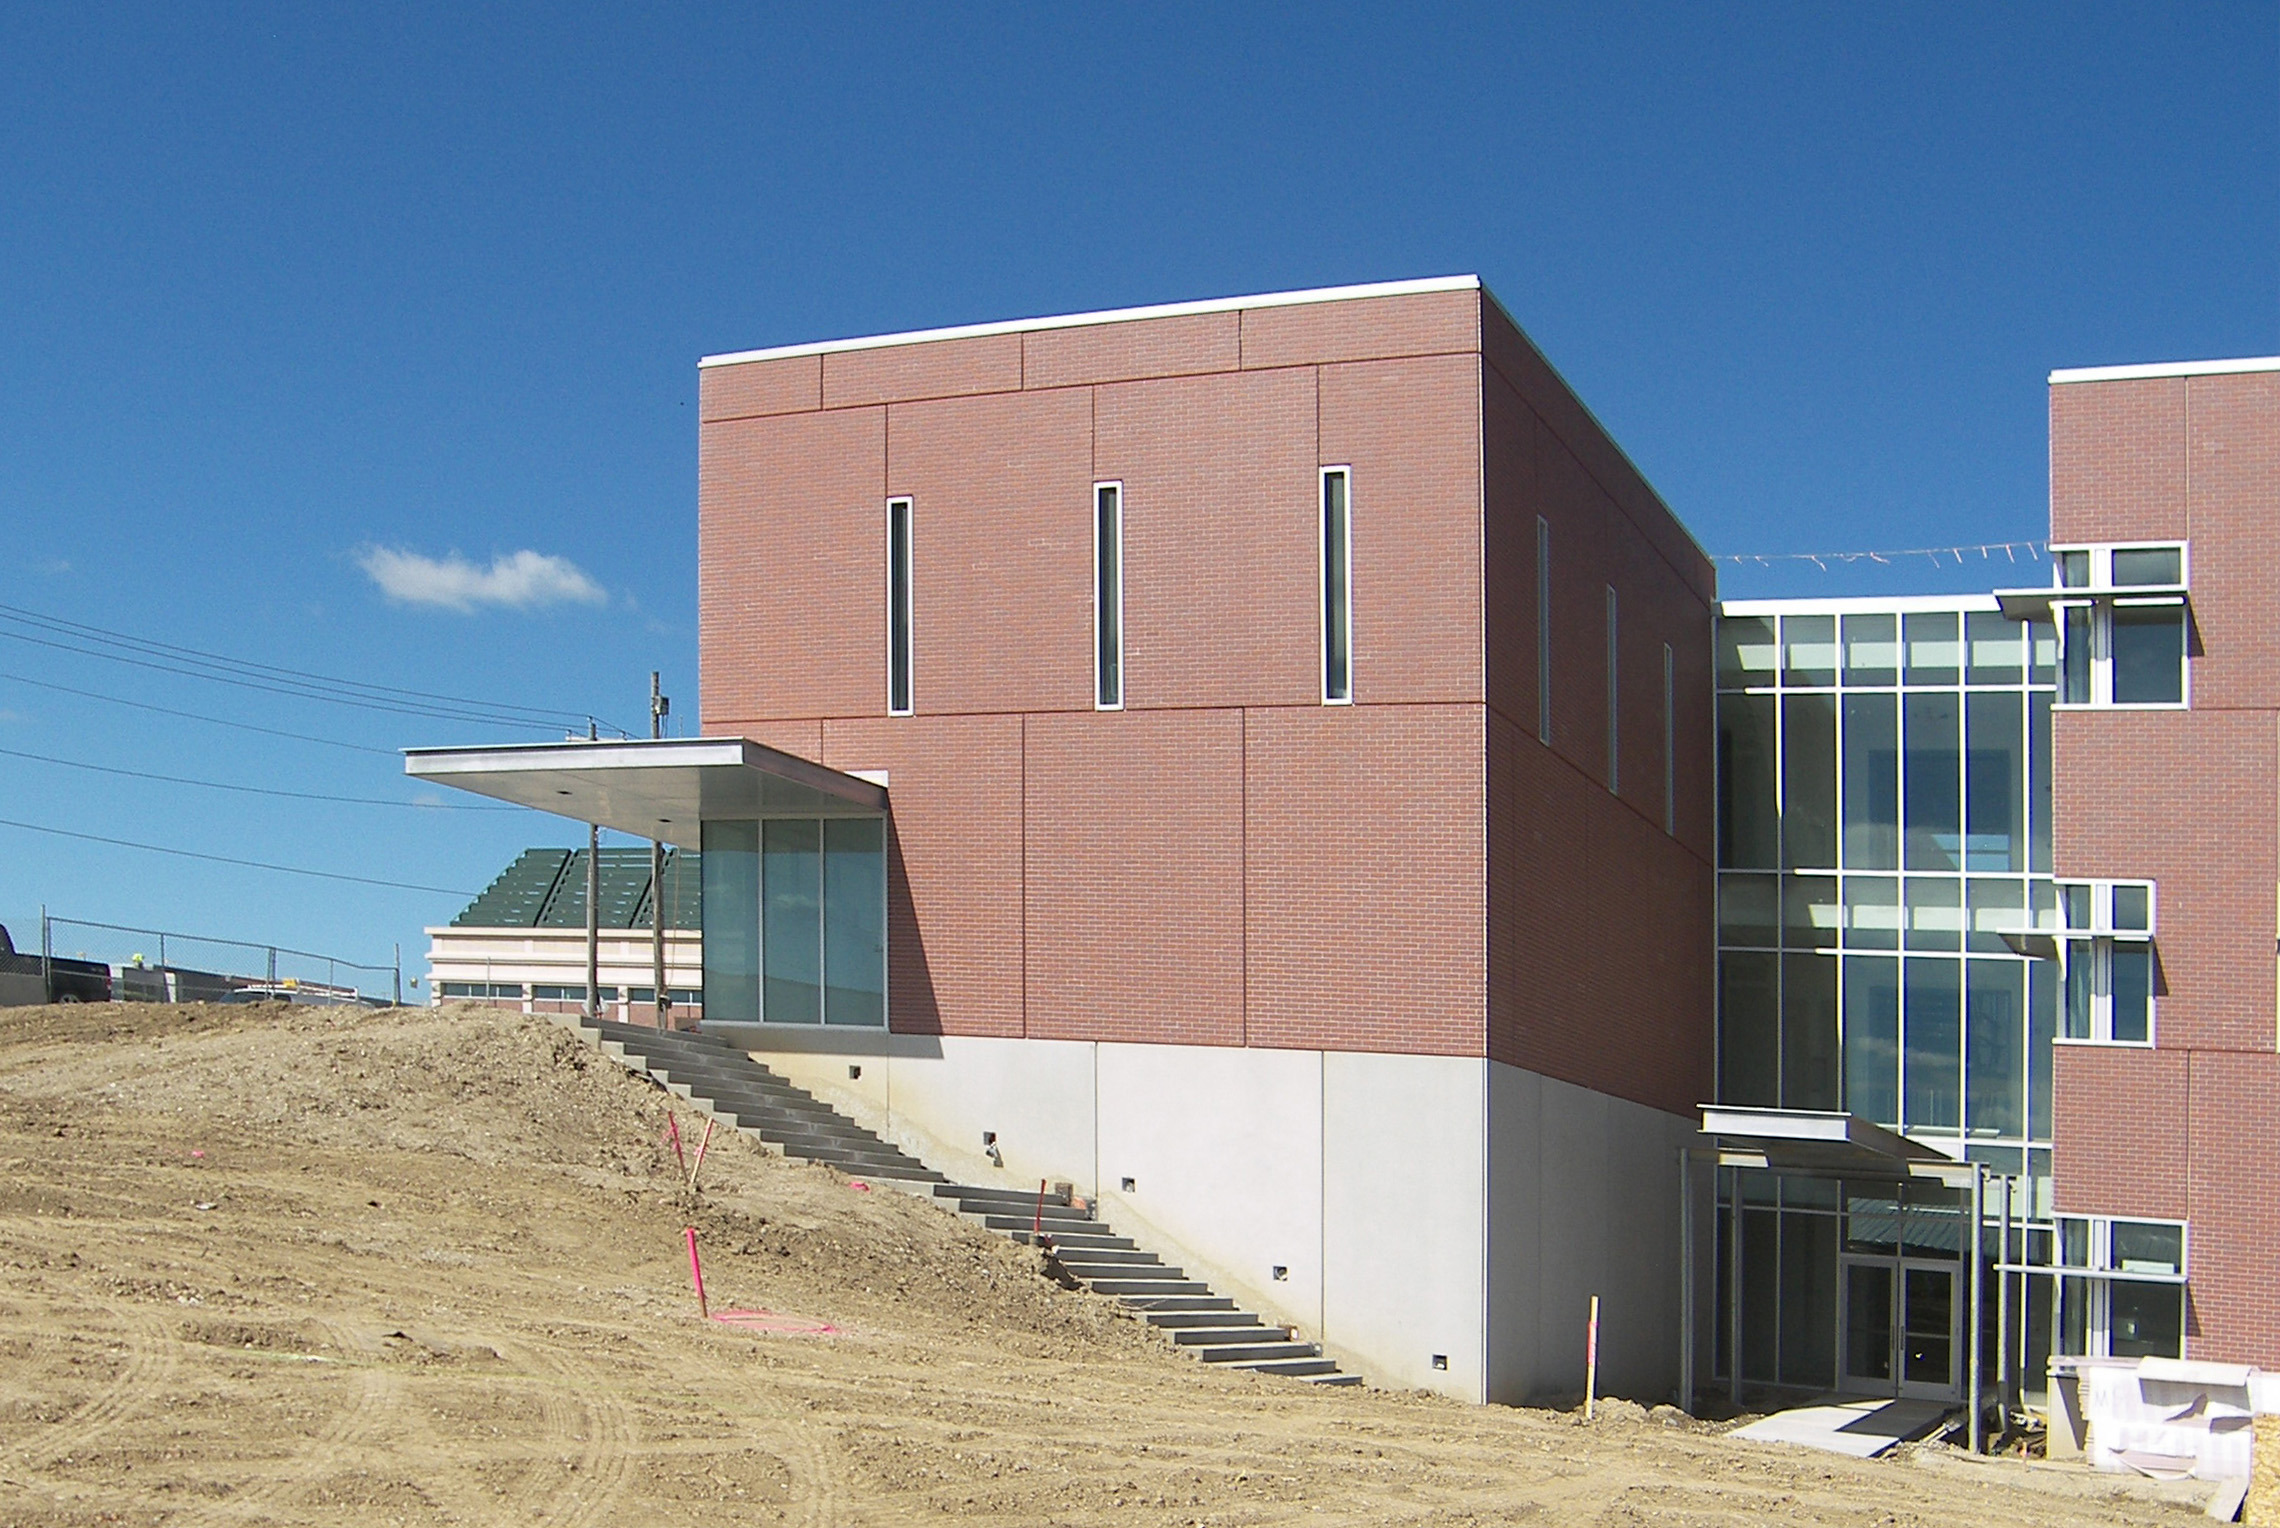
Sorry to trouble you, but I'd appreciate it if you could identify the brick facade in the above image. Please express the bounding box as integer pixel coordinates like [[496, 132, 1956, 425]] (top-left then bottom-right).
[[2048, 363, 2280, 1363], [697, 282, 1715, 1116]]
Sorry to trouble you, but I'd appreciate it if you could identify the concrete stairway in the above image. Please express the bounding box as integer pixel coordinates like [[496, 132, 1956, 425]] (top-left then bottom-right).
[[563, 1017, 1360, 1386]]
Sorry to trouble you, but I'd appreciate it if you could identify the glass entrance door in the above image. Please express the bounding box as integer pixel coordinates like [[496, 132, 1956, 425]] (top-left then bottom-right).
[[1841, 1257, 1960, 1399]]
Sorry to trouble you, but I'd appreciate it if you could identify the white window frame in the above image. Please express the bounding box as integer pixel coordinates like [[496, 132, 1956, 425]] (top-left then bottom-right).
[[1320, 466, 1354, 705], [1093, 481, 1124, 711], [886, 496, 914, 716], [2053, 1215, 2188, 1360], [2055, 878, 2156, 1047], [2052, 541, 2188, 711]]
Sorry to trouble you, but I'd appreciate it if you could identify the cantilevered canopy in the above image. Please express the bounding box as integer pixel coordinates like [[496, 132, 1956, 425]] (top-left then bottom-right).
[[1698, 1106, 1972, 1186], [405, 737, 887, 848]]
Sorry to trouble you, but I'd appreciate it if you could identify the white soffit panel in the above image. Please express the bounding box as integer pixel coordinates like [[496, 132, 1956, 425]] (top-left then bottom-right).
[[2049, 356, 2280, 385]]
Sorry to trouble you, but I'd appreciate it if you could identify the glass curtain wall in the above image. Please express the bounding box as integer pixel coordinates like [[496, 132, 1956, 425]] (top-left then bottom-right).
[[701, 816, 887, 1026], [1715, 601, 2058, 1394]]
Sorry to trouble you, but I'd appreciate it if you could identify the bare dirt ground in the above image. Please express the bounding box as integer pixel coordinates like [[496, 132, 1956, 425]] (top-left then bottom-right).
[[0, 1001, 2202, 1526]]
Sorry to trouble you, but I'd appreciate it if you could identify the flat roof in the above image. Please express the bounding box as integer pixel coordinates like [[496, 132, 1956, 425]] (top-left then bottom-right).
[[2049, 355, 2280, 385], [698, 275, 1483, 368], [405, 737, 887, 847]]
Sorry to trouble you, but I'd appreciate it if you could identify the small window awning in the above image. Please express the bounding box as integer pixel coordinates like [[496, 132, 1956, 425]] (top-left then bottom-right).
[[405, 737, 888, 848], [1699, 1106, 1976, 1185]]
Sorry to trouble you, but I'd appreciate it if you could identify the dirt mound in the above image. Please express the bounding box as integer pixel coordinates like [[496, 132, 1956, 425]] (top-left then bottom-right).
[[0, 1001, 2201, 1525]]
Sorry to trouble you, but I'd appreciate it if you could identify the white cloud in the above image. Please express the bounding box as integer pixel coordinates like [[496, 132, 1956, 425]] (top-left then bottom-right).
[[357, 547, 608, 613]]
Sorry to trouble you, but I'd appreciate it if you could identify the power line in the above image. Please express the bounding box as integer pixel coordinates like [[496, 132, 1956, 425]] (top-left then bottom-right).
[[0, 600, 633, 734], [0, 815, 477, 897], [0, 743, 518, 810], [0, 670, 397, 754]]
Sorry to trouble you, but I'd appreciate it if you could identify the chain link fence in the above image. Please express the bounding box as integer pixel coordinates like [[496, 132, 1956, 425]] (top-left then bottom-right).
[[37, 912, 402, 1006]]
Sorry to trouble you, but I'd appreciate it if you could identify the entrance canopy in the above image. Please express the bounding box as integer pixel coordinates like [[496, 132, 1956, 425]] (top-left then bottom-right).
[[405, 737, 888, 848], [1699, 1106, 1975, 1187]]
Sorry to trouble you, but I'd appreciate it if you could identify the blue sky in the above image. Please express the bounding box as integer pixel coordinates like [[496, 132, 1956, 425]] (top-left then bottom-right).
[[1, 4, 2273, 986]]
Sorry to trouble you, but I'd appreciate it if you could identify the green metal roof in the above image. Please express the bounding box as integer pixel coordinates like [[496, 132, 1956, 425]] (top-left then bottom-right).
[[452, 847, 702, 931]]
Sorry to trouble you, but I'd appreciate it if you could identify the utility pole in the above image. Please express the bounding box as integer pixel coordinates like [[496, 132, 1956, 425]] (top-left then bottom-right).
[[650, 673, 671, 1029], [586, 718, 601, 1022]]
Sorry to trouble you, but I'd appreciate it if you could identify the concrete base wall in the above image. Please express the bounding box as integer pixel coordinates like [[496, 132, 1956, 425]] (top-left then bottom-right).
[[1486, 1063, 1697, 1406], [715, 1025, 1688, 1404]]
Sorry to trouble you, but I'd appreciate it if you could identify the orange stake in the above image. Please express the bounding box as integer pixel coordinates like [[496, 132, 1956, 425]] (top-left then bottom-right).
[[665, 1112, 687, 1172], [684, 1226, 708, 1319]]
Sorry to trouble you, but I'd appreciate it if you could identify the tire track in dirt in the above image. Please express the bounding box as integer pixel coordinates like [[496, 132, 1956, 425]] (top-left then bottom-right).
[[172, 1317, 408, 1527], [0, 1297, 181, 1476], [479, 1329, 639, 1528]]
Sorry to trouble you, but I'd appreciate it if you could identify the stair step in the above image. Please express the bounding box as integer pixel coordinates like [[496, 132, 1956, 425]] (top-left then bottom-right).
[[1237, 1357, 1345, 1379], [1085, 1278, 1213, 1297], [976, 1212, 1101, 1235], [1197, 1341, 1321, 1365], [1047, 1248, 1164, 1267], [1172, 1326, 1292, 1347], [1065, 1261, 1185, 1282], [1301, 1372, 1366, 1385], [1006, 1230, 1134, 1252], [1144, 1310, 1260, 1329], [1117, 1295, 1235, 1314]]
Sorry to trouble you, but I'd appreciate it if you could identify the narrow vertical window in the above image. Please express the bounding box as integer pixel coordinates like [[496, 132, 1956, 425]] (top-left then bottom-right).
[[1663, 642, 1676, 835], [886, 497, 913, 716], [1094, 482, 1123, 709], [1536, 516, 1552, 743], [1604, 586, 1619, 793], [1321, 467, 1352, 703]]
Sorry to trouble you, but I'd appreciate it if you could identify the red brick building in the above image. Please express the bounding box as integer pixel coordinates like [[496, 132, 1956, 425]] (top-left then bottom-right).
[[416, 277, 1719, 1402], [2043, 355, 2280, 1366]]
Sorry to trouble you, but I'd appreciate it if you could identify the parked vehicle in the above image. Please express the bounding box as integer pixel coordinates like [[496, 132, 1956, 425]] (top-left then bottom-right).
[[0, 923, 113, 1005]]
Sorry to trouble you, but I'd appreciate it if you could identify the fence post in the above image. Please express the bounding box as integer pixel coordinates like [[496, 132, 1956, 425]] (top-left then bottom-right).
[[40, 905, 51, 1001], [268, 946, 277, 985], [394, 943, 402, 1007]]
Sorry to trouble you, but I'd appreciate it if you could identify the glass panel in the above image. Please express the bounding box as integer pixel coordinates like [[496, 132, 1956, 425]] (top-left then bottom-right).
[[1783, 875, 1839, 951], [1782, 952, 1840, 1110], [700, 820, 760, 1022], [2111, 1282, 2185, 1360], [1843, 955, 1901, 1126], [1719, 952, 1780, 1108], [1782, 614, 1837, 686], [1779, 1213, 1838, 1387], [1095, 485, 1122, 707], [2058, 1217, 2091, 1268], [1742, 1209, 1780, 1383], [1846, 1190, 1903, 1253], [1783, 692, 1838, 868], [2030, 692, 2053, 873], [2113, 1221, 2184, 1275], [1784, 1176, 1840, 1210], [2059, 549, 2091, 588], [1718, 693, 1779, 869], [2060, 606, 2092, 704], [1966, 960, 2025, 1138], [887, 500, 912, 714], [2111, 944, 2152, 1043], [1717, 615, 1777, 689], [2111, 546, 2183, 586], [1965, 691, 2024, 871], [761, 819, 823, 1023], [1966, 610, 2023, 684], [1845, 1262, 1894, 1382], [1903, 611, 1960, 686], [1967, 878, 2025, 954], [1844, 875, 1901, 950], [1842, 692, 1899, 869], [1322, 472, 1351, 701], [1904, 958, 1962, 1133], [2029, 960, 2056, 1139], [1842, 612, 1899, 687], [2061, 883, 2093, 930], [2112, 883, 2150, 931], [1905, 878, 1963, 951], [822, 818, 887, 1026], [2029, 618, 2057, 684], [1719, 872, 1780, 947], [1903, 1267, 1954, 1386], [2112, 606, 2184, 704], [2063, 943, 2094, 1040], [1904, 692, 1962, 869]]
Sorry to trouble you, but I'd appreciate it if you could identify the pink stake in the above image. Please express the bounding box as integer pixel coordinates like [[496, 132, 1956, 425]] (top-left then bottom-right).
[[665, 1113, 687, 1172], [687, 1118, 716, 1193], [684, 1226, 709, 1319]]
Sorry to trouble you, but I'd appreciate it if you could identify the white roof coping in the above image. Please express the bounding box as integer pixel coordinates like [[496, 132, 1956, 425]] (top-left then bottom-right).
[[699, 275, 1483, 368], [2049, 356, 2280, 385]]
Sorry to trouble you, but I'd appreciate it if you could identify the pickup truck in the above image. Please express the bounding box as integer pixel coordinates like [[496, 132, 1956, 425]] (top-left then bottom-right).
[[0, 923, 113, 1006]]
